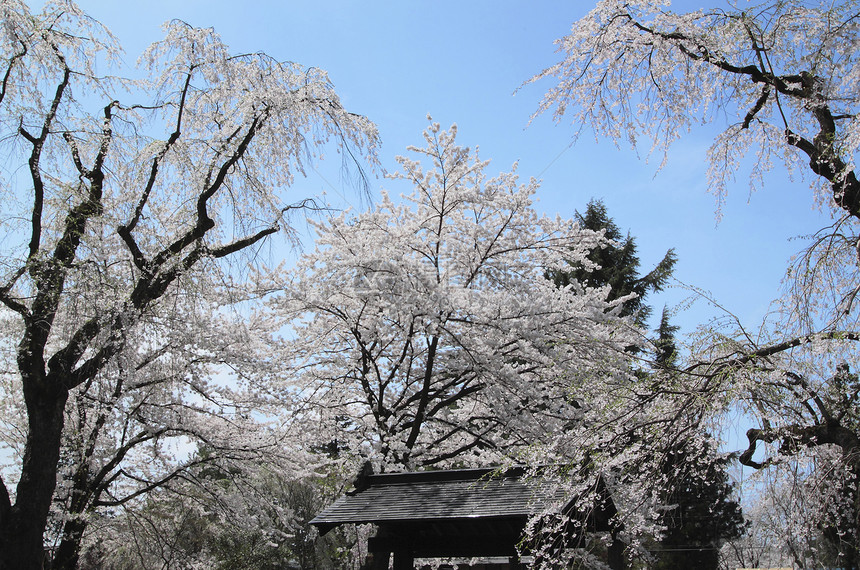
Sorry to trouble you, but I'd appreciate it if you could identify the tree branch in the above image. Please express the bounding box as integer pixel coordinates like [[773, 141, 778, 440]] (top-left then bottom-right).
[[0, 41, 27, 107], [208, 225, 279, 259], [404, 335, 439, 451], [686, 331, 860, 376], [117, 71, 192, 271], [24, 61, 71, 260], [742, 85, 770, 129], [92, 463, 206, 508], [89, 427, 171, 498], [0, 266, 30, 316]]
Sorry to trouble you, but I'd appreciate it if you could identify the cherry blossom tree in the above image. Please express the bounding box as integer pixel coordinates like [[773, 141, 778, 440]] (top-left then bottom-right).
[[529, 0, 859, 221], [529, 0, 860, 565], [273, 121, 637, 473], [275, 123, 736, 568], [83, 460, 352, 569], [39, 295, 298, 570], [0, 1, 378, 568], [724, 447, 855, 569]]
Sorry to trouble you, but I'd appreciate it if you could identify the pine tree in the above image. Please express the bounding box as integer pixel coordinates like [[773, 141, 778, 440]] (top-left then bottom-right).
[[549, 199, 676, 327], [651, 310, 747, 568], [654, 306, 680, 368], [552, 200, 745, 569], [651, 309, 747, 569]]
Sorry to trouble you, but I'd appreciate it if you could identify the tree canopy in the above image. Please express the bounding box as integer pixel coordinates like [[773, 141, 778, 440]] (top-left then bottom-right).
[[274, 122, 635, 473], [0, 2, 378, 568], [531, 0, 860, 566]]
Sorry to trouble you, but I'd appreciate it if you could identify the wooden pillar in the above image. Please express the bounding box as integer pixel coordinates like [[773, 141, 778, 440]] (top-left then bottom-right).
[[392, 548, 413, 569], [366, 550, 391, 570], [607, 530, 625, 570]]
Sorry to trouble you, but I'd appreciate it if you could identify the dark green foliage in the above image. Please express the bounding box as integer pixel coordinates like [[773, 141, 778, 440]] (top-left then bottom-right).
[[551, 200, 744, 568], [548, 199, 676, 327], [654, 306, 679, 368], [652, 440, 748, 570], [651, 310, 747, 569]]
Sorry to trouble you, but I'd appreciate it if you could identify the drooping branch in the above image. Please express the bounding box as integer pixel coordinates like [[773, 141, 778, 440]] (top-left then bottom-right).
[[686, 331, 860, 377], [117, 71, 192, 271], [22, 59, 70, 261], [630, 14, 860, 221]]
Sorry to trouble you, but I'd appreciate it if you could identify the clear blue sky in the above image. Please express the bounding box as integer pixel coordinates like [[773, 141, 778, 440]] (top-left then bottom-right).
[[72, 0, 831, 335]]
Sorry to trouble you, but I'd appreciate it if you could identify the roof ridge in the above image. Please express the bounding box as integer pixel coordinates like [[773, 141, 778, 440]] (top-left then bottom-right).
[[364, 465, 526, 485]]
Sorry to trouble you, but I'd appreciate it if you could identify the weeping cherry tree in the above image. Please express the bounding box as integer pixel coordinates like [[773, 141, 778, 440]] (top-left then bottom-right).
[[0, 2, 378, 568]]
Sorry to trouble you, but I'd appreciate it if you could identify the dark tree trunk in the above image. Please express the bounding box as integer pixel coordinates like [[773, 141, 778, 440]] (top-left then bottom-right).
[[51, 458, 95, 570], [0, 378, 68, 570], [607, 535, 626, 570], [52, 519, 86, 570]]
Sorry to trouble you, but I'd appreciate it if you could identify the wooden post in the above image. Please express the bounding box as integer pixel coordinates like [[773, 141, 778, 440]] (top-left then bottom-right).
[[367, 551, 391, 570], [607, 529, 625, 570], [392, 548, 413, 570]]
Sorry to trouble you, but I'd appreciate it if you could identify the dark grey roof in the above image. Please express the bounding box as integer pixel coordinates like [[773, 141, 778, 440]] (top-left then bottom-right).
[[310, 466, 569, 530]]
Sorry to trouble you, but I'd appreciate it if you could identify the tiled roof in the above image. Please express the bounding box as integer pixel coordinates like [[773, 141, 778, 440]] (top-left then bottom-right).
[[310, 466, 569, 530]]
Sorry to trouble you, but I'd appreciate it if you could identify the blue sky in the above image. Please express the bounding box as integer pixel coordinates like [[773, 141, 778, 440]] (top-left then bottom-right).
[[73, 0, 831, 336]]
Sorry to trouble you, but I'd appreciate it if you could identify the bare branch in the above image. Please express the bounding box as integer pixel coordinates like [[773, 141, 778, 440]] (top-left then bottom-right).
[[24, 63, 71, 260], [0, 41, 27, 107], [686, 331, 860, 377]]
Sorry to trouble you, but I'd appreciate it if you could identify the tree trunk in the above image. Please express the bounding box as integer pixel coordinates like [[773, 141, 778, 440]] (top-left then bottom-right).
[[0, 381, 68, 570], [51, 457, 96, 570], [52, 517, 87, 570], [607, 530, 626, 570]]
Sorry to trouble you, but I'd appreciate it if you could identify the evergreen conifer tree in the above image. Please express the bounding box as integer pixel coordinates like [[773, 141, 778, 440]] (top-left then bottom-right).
[[552, 200, 745, 568], [654, 306, 680, 369], [651, 309, 747, 569], [549, 199, 676, 327]]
